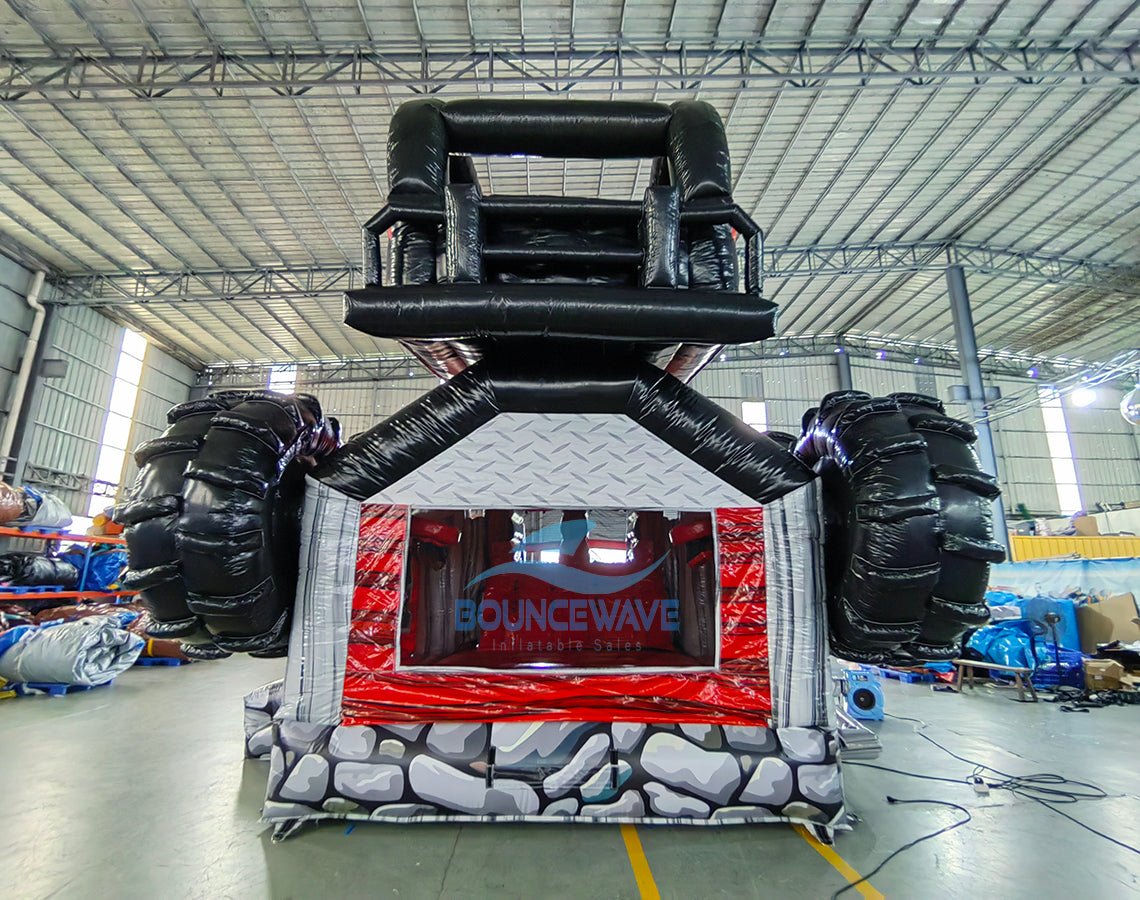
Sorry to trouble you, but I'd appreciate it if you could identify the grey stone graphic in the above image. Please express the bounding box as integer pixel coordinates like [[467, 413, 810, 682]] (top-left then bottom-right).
[[279, 754, 329, 802], [640, 732, 742, 804], [329, 725, 375, 760], [265, 720, 844, 835], [740, 757, 793, 806], [612, 723, 647, 752], [427, 723, 488, 760], [778, 727, 827, 763], [645, 782, 711, 818], [333, 763, 405, 802], [543, 733, 611, 798]]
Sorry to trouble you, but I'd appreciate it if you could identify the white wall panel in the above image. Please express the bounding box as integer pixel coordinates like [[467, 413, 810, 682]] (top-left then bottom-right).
[[23, 306, 120, 514], [121, 346, 196, 490]]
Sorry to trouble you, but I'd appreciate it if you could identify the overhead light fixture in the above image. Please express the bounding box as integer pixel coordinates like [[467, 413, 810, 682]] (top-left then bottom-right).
[[876, 350, 887, 361], [1026, 367, 1039, 379], [914, 357, 923, 366], [834, 345, 844, 354], [1071, 387, 1096, 407], [1121, 384, 1140, 425]]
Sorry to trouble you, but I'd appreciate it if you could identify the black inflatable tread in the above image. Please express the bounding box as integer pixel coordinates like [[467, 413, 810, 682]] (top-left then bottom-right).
[[889, 392, 944, 413], [911, 413, 977, 442], [210, 610, 290, 654], [848, 434, 928, 473], [122, 562, 180, 590], [186, 578, 274, 616], [836, 598, 921, 641], [850, 556, 940, 588], [167, 397, 231, 423], [117, 493, 180, 526], [184, 462, 273, 499], [932, 464, 1000, 498], [177, 528, 263, 552], [817, 390, 871, 416], [854, 493, 939, 523], [207, 411, 290, 454], [833, 396, 899, 433], [182, 643, 232, 660], [941, 532, 1006, 561], [133, 435, 203, 467], [144, 617, 202, 639], [927, 596, 991, 625]]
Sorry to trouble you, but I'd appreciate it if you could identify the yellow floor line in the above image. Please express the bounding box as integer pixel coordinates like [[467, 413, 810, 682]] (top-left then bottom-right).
[[620, 823, 661, 900], [794, 825, 884, 900]]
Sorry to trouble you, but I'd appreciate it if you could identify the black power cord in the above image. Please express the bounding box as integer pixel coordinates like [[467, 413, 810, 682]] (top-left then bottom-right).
[[832, 798, 972, 899], [833, 712, 1140, 895]]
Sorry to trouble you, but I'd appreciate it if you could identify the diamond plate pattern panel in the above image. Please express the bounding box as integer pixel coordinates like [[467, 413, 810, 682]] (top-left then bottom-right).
[[365, 413, 760, 508]]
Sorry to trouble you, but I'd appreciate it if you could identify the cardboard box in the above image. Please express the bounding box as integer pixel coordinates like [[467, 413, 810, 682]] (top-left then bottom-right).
[[1073, 515, 1100, 536], [1084, 659, 1125, 692], [1077, 593, 1140, 654]]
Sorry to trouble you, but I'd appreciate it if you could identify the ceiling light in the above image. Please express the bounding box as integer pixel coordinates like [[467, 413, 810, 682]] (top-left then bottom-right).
[[1071, 387, 1096, 407]]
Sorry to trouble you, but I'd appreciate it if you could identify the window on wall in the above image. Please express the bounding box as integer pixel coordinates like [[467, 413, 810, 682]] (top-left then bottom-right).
[[268, 364, 297, 394], [1038, 390, 1083, 516], [88, 329, 147, 517], [741, 400, 767, 432]]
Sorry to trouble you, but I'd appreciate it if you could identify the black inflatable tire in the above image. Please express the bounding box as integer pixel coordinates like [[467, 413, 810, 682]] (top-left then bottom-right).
[[118, 395, 243, 655], [893, 393, 1004, 659], [796, 391, 1004, 663], [178, 391, 337, 657]]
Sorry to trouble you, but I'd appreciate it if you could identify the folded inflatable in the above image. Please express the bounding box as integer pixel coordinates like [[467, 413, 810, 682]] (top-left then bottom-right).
[[119, 99, 1003, 840]]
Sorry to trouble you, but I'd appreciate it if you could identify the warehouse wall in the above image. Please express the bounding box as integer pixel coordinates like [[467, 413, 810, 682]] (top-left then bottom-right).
[[1065, 392, 1140, 512], [21, 305, 120, 513], [199, 367, 441, 439], [19, 305, 194, 516], [0, 255, 38, 462], [120, 346, 198, 491]]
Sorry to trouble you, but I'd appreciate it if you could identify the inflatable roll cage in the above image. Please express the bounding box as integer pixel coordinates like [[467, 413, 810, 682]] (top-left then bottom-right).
[[355, 98, 767, 383]]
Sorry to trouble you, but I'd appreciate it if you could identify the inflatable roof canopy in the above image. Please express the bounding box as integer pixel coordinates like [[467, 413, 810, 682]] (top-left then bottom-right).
[[121, 98, 1003, 670]]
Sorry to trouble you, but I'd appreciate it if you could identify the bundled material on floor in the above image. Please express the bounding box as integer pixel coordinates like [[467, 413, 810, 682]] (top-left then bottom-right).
[[0, 616, 143, 686]]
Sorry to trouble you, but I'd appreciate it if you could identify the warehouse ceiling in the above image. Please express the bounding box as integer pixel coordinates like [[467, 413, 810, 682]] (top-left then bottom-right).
[[0, 0, 1138, 369]]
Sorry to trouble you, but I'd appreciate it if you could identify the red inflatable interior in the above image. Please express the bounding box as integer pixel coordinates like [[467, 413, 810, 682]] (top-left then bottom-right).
[[341, 505, 772, 725]]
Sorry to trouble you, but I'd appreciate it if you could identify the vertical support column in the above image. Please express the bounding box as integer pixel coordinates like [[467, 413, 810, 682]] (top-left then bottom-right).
[[946, 264, 1010, 555], [835, 347, 853, 392]]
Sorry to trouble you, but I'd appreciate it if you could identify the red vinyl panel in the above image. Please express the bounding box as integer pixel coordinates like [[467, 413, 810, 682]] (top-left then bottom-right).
[[340, 505, 771, 725]]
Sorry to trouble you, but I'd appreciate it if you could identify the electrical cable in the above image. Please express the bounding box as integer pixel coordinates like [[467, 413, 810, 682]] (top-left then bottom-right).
[[831, 798, 972, 899], [833, 710, 1140, 894]]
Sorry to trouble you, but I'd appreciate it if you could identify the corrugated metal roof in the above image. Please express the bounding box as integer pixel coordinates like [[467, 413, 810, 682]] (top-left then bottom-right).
[[0, 0, 1137, 368]]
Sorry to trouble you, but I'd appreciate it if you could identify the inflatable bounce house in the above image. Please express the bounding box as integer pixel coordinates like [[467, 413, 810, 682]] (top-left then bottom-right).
[[120, 99, 1003, 841]]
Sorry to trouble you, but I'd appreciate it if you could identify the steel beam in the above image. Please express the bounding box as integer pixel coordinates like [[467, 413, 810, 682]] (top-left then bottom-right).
[[1, 39, 1136, 102], [47, 240, 1136, 306], [947, 263, 1010, 555], [835, 346, 854, 391]]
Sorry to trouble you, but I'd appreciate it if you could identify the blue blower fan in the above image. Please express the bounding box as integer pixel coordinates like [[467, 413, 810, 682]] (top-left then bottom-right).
[[843, 669, 884, 721]]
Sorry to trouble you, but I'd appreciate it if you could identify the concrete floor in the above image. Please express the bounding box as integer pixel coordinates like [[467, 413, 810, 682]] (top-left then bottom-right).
[[2, 657, 1138, 899]]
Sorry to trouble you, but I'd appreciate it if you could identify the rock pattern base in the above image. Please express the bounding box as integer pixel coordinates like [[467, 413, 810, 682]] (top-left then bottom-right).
[[244, 679, 284, 759], [264, 719, 844, 831]]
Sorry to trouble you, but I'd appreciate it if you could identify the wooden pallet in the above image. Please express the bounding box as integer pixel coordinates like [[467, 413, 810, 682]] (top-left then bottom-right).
[[12, 680, 114, 697]]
